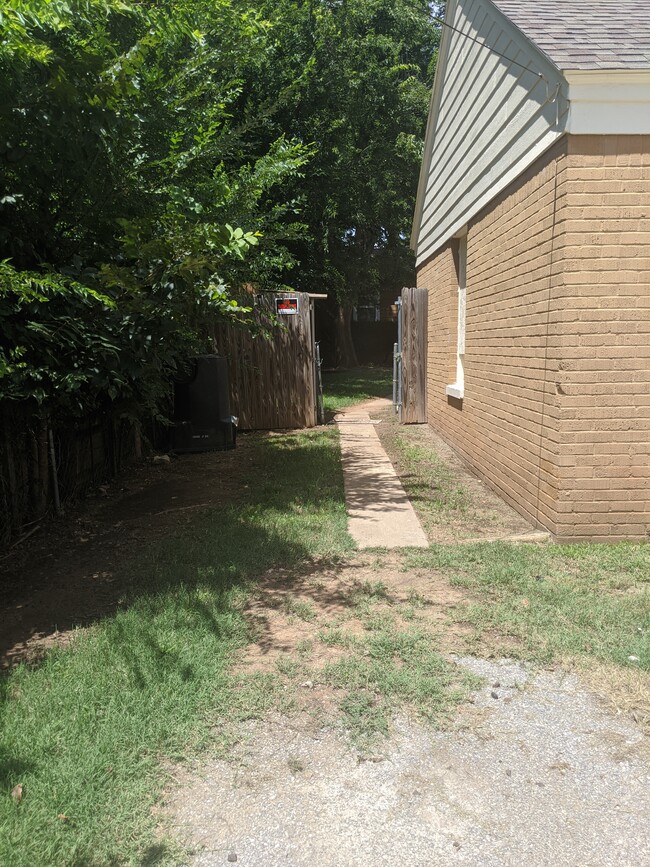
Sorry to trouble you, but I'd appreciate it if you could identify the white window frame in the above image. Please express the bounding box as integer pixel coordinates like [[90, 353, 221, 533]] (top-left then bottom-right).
[[446, 232, 467, 400]]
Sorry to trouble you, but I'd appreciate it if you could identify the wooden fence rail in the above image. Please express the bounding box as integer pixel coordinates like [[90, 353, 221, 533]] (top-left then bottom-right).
[[0, 293, 318, 546], [0, 408, 137, 547], [215, 292, 317, 430]]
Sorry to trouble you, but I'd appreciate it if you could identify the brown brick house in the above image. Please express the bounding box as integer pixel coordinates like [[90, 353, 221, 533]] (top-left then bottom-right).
[[411, 1, 650, 541]]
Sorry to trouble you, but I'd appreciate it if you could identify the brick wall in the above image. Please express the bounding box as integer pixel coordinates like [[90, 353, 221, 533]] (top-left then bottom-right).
[[419, 141, 567, 534], [554, 135, 650, 540], [418, 135, 650, 541]]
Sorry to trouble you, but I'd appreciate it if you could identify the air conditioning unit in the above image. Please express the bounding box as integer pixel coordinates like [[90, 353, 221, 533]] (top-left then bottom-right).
[[170, 355, 236, 453]]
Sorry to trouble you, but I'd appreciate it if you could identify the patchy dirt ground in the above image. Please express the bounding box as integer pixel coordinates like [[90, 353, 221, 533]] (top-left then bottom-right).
[[3, 410, 649, 867], [0, 439, 250, 668], [157, 546, 650, 866], [0, 401, 539, 669], [235, 552, 469, 673]]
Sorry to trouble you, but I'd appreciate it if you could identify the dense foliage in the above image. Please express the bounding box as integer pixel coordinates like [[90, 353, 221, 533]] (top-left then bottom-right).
[[241, 0, 440, 362], [0, 0, 309, 418], [0, 0, 440, 415]]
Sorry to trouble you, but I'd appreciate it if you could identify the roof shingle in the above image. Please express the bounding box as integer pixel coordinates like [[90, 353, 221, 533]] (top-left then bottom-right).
[[490, 0, 650, 70]]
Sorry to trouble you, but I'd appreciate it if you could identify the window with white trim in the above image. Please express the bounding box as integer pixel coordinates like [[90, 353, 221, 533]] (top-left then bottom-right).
[[446, 232, 467, 400]]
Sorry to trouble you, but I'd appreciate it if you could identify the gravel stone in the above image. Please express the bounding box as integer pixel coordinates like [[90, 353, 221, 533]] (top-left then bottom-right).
[[167, 659, 650, 866]]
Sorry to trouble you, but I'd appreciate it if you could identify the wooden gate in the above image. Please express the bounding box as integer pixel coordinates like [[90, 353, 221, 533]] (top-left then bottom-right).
[[215, 292, 317, 430], [400, 286, 428, 424]]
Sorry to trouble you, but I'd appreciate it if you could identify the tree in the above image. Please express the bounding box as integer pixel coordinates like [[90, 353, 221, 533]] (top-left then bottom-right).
[[237, 0, 441, 365], [0, 0, 310, 418], [0, 0, 442, 428]]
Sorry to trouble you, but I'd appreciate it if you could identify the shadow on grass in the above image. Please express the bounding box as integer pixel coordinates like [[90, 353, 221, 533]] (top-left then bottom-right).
[[0, 430, 349, 663], [0, 429, 353, 867]]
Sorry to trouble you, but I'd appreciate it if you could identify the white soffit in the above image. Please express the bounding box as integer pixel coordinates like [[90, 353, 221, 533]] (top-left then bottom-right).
[[566, 70, 650, 134]]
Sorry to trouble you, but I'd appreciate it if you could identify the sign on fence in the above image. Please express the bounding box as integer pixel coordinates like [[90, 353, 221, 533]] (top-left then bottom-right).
[[275, 297, 299, 315]]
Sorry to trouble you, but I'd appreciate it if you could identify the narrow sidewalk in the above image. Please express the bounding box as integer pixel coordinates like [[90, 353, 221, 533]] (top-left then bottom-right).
[[335, 398, 428, 549]]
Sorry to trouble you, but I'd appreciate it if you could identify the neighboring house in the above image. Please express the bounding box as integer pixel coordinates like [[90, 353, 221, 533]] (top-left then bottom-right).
[[412, 0, 650, 541]]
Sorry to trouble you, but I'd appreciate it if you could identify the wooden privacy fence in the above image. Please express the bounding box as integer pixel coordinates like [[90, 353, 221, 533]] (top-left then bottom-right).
[[400, 286, 428, 424], [215, 292, 317, 430], [0, 293, 320, 546], [0, 407, 137, 546]]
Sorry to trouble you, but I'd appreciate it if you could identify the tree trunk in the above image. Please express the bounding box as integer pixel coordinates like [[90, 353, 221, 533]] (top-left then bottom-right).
[[334, 302, 358, 368]]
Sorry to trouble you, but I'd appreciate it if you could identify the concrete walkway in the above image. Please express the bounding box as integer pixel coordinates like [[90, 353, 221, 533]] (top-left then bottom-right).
[[335, 399, 428, 548]]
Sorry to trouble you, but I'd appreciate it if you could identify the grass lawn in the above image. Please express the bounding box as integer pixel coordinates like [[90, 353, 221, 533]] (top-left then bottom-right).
[[0, 429, 353, 866], [404, 544, 650, 672], [321, 366, 393, 413], [2, 368, 649, 864]]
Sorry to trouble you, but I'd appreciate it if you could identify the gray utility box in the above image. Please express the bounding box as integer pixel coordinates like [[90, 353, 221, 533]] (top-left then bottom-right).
[[171, 355, 236, 452]]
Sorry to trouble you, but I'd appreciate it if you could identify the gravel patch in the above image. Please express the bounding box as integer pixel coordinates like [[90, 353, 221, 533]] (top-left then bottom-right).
[[167, 659, 650, 866]]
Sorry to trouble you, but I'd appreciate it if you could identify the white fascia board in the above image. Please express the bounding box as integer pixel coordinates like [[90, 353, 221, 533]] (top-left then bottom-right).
[[566, 70, 650, 134], [410, 0, 457, 251], [415, 128, 564, 269]]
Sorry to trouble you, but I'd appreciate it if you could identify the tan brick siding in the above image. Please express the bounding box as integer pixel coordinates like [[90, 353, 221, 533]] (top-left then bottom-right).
[[554, 135, 650, 540], [418, 142, 567, 533], [417, 134, 650, 541]]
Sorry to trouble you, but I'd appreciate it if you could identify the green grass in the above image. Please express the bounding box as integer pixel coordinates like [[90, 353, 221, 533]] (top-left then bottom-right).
[[405, 543, 650, 670], [317, 628, 359, 649], [322, 625, 480, 748], [282, 596, 317, 622], [321, 366, 393, 413], [311, 578, 478, 749], [379, 428, 471, 527], [0, 428, 353, 867]]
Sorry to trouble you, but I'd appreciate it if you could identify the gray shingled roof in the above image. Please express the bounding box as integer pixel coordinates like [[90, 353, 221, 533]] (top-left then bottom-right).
[[490, 0, 650, 70]]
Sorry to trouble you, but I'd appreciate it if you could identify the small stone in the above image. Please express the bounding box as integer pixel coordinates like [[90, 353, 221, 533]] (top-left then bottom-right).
[[227, 853, 238, 863], [628, 655, 640, 663], [493, 681, 501, 689], [300, 680, 314, 689], [452, 841, 461, 849], [491, 691, 499, 700], [505, 769, 512, 777]]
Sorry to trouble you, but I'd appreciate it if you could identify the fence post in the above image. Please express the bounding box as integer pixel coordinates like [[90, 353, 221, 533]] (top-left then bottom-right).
[[400, 287, 428, 424]]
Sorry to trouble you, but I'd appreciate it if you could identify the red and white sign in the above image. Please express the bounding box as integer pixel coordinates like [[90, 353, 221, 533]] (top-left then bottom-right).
[[276, 297, 299, 315]]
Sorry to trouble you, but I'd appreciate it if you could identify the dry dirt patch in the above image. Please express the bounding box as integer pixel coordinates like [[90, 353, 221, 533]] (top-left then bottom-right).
[[0, 439, 250, 668], [235, 552, 469, 677]]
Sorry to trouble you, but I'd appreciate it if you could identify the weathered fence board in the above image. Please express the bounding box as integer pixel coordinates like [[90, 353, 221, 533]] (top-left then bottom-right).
[[0, 408, 137, 547], [215, 293, 316, 430], [400, 286, 428, 424]]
